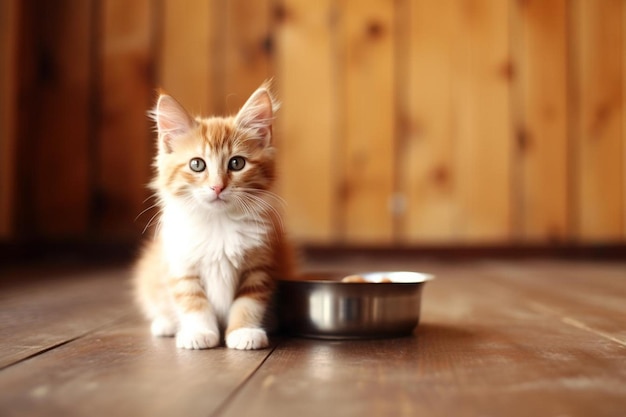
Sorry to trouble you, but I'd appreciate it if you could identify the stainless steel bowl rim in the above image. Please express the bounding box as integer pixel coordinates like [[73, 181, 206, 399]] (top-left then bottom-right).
[[279, 271, 434, 284]]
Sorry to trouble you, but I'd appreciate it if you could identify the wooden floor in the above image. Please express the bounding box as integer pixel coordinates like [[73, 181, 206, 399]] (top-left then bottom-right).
[[1, 259, 625, 417]]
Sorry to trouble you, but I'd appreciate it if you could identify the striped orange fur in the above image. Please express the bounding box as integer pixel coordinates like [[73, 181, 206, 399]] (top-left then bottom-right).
[[133, 82, 296, 350]]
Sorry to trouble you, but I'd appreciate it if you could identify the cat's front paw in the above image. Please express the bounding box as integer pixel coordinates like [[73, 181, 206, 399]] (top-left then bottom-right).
[[176, 329, 220, 350], [226, 328, 268, 350]]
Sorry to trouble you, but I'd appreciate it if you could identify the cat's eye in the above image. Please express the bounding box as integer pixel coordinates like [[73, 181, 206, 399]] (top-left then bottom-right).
[[228, 156, 246, 172], [189, 157, 206, 172]]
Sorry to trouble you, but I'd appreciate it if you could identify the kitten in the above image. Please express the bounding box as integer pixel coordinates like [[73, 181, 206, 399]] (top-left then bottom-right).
[[134, 82, 295, 350]]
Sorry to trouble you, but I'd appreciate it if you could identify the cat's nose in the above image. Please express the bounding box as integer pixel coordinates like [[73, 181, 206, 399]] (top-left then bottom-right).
[[211, 185, 223, 196]]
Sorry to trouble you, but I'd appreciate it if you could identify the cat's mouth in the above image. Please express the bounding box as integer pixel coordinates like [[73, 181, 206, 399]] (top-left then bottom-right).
[[190, 189, 229, 208], [203, 192, 231, 208], [206, 195, 228, 205]]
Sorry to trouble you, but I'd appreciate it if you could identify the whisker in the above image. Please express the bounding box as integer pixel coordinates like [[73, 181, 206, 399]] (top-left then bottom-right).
[[234, 192, 284, 238], [236, 188, 287, 207], [230, 195, 267, 236], [134, 203, 160, 223], [142, 209, 162, 236], [141, 193, 159, 205]]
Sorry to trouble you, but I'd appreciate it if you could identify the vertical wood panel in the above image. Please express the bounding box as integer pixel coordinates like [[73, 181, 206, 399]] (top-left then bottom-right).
[[220, 0, 272, 115], [159, 0, 213, 116], [274, 0, 337, 243], [0, 0, 18, 238], [340, 0, 395, 243], [401, 1, 458, 242], [454, 0, 512, 242], [98, 0, 154, 237], [17, 0, 94, 237], [402, 0, 512, 243], [513, 0, 569, 242], [572, 0, 624, 241], [5, 1, 626, 246]]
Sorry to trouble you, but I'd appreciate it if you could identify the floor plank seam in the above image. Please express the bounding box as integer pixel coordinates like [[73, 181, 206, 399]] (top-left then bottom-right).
[[557, 315, 626, 348], [209, 341, 282, 417], [478, 269, 626, 348], [0, 312, 135, 372], [0, 336, 82, 372], [528, 302, 626, 348]]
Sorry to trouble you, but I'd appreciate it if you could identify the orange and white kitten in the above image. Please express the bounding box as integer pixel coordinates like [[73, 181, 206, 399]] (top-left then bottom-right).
[[134, 83, 295, 350]]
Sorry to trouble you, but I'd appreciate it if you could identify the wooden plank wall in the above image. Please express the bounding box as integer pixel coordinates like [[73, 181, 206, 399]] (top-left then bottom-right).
[[511, 0, 569, 242], [571, 0, 625, 242], [15, 0, 95, 237], [0, 0, 18, 238], [340, 0, 396, 244], [2, 0, 625, 246], [98, 0, 153, 238], [274, 0, 337, 243]]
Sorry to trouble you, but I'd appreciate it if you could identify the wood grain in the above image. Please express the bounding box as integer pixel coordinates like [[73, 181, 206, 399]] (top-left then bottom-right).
[[512, 0, 569, 242], [0, 0, 18, 238], [572, 0, 625, 241], [16, 0, 94, 237], [340, 0, 395, 244], [0, 318, 272, 417], [219, 0, 272, 115], [97, 0, 154, 238], [218, 263, 626, 417], [274, 0, 338, 243], [159, 0, 214, 116], [1, 261, 626, 416], [402, 0, 513, 243], [3, 1, 626, 245], [400, 0, 459, 242], [0, 269, 132, 369], [453, 0, 512, 242], [484, 261, 626, 345]]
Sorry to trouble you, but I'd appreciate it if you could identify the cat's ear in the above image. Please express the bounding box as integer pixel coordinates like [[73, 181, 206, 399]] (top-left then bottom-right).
[[151, 93, 196, 153], [234, 85, 277, 147]]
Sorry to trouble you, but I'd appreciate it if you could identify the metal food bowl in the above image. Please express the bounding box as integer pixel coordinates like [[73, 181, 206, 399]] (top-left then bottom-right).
[[277, 271, 434, 339]]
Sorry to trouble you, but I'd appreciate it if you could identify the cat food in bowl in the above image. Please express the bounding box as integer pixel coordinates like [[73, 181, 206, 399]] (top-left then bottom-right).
[[277, 271, 433, 339]]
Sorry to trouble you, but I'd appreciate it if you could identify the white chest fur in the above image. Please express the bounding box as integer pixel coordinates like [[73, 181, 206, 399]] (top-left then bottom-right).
[[160, 201, 269, 323]]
